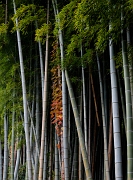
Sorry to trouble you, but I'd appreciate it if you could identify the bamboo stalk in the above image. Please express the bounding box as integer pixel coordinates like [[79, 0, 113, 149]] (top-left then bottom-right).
[[3, 114, 8, 180], [55, 132, 59, 180], [13, 0, 32, 178], [109, 22, 123, 179], [92, 118, 97, 178], [52, 1, 69, 178], [11, 101, 15, 180], [108, 103, 113, 171], [96, 53, 110, 180], [65, 70, 92, 180], [38, 1, 49, 179], [88, 69, 91, 166], [90, 74, 100, 126]]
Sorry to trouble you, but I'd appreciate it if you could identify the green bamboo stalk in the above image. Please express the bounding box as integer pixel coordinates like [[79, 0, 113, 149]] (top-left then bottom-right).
[[55, 131, 59, 180], [71, 131, 78, 180], [88, 69, 91, 166], [43, 123, 48, 180], [65, 70, 92, 180], [0, 135, 2, 180], [90, 74, 100, 126], [109, 30, 123, 179], [14, 148, 21, 180], [127, 27, 133, 113], [52, 1, 69, 179], [81, 46, 87, 150], [12, 0, 32, 178], [3, 114, 8, 180], [32, 0, 44, 98], [38, 1, 49, 179], [48, 123, 53, 180], [121, 10, 133, 179], [79, 91, 83, 180], [11, 101, 15, 180], [108, 104, 113, 171], [117, 69, 126, 133], [96, 53, 110, 180], [29, 100, 35, 171], [27, 102, 39, 157]]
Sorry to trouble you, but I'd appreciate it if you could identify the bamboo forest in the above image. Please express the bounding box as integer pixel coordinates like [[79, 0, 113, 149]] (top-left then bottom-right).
[[1, 0, 133, 180]]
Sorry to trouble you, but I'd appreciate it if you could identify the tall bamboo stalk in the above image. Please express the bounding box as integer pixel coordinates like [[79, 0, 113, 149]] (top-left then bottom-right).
[[121, 9, 133, 179], [3, 114, 8, 180], [108, 103, 113, 171], [117, 69, 126, 133], [65, 70, 92, 180], [127, 27, 133, 113], [90, 74, 100, 126], [81, 46, 87, 150], [32, 0, 44, 98], [96, 53, 110, 180], [34, 56, 40, 180], [43, 121, 48, 180], [88, 69, 91, 165], [38, 0, 49, 178], [0, 135, 2, 180], [14, 148, 21, 180], [71, 130, 78, 180], [92, 118, 97, 179], [79, 91, 83, 180], [109, 28, 123, 179], [55, 131, 59, 180], [48, 123, 53, 180], [52, 1, 69, 179], [11, 100, 15, 180], [12, 0, 32, 178]]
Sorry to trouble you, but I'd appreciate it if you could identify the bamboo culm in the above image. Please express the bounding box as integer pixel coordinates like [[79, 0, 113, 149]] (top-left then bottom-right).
[[13, 0, 33, 178], [38, 1, 49, 178], [52, 0, 69, 179], [65, 70, 93, 180], [109, 35, 123, 179]]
